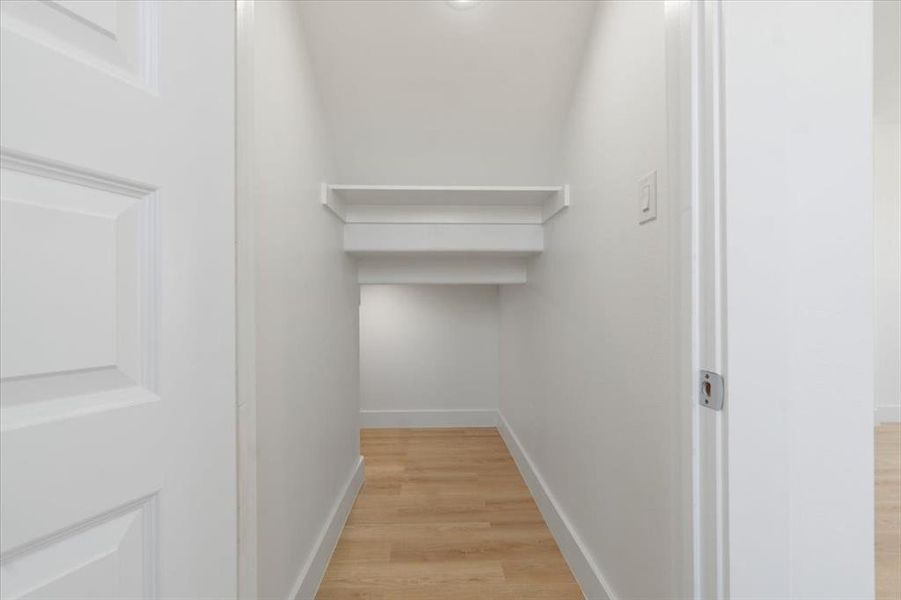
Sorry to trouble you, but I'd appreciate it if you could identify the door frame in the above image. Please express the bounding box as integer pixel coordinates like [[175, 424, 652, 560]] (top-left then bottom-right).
[[665, 1, 728, 597], [236, 0, 258, 597], [233, 1, 728, 598]]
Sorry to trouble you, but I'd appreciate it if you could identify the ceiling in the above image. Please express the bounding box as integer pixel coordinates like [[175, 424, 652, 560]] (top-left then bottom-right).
[[298, 0, 597, 185]]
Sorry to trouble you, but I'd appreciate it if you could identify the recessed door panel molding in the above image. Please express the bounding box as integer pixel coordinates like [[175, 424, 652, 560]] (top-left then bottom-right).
[[0, 495, 158, 600], [0, 148, 159, 412], [0, 382, 162, 564], [0, 0, 159, 89]]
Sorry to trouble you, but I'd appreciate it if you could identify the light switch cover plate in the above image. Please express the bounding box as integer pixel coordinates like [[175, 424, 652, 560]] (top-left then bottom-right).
[[638, 170, 657, 224]]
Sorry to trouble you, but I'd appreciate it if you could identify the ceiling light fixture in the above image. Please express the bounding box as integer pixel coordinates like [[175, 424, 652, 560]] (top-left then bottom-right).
[[446, 0, 481, 10]]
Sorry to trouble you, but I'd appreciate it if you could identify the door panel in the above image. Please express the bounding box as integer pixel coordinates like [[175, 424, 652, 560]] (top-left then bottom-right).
[[0, 152, 163, 597], [0, 0, 155, 88], [1, 496, 156, 600], [0, 1, 236, 598], [0, 154, 157, 384]]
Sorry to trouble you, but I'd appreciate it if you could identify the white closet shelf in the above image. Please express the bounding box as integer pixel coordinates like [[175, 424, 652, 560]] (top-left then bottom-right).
[[321, 183, 569, 284], [321, 184, 569, 224]]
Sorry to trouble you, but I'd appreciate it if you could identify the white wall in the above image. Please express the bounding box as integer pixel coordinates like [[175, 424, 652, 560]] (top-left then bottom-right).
[[360, 285, 499, 426], [498, 2, 688, 598], [721, 2, 874, 597], [252, 2, 360, 598], [875, 0, 901, 423]]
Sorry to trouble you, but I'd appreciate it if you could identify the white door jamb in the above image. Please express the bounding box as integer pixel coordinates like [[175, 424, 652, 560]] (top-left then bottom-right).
[[665, 1, 729, 597], [236, 0, 258, 597]]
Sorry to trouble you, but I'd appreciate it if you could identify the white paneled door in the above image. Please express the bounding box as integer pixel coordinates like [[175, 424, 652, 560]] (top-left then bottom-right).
[[0, 2, 236, 598]]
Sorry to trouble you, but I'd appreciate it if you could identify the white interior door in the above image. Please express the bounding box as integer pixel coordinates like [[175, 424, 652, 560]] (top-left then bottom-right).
[[0, 1, 236, 598]]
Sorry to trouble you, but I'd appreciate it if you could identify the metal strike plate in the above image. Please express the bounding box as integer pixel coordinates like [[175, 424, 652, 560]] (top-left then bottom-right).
[[699, 370, 724, 411]]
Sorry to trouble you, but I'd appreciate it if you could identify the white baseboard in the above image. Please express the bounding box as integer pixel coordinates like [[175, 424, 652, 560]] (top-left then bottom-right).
[[360, 408, 498, 428], [289, 456, 364, 600], [876, 405, 901, 424], [497, 412, 616, 600]]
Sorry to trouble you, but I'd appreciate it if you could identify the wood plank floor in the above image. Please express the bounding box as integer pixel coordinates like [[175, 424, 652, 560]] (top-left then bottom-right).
[[316, 428, 582, 600], [877, 422, 901, 600], [317, 424, 901, 599]]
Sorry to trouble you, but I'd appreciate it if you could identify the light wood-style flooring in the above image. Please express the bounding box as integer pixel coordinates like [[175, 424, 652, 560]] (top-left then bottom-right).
[[318, 424, 901, 599], [316, 428, 582, 600], [878, 422, 901, 600]]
